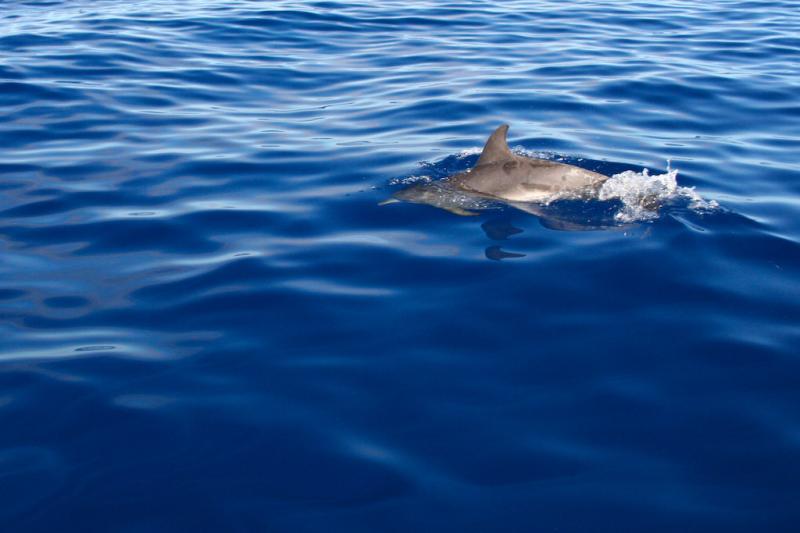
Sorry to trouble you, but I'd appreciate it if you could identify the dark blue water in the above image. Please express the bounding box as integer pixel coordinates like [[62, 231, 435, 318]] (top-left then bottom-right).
[[2, 1, 800, 531]]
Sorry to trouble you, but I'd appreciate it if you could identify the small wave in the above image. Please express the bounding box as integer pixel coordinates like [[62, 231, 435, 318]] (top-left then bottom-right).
[[389, 175, 432, 186], [457, 147, 482, 157], [599, 166, 719, 223], [513, 147, 564, 161], [461, 146, 555, 160]]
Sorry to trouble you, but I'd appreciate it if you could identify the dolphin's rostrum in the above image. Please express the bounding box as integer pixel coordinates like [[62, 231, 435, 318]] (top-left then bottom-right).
[[384, 124, 609, 217]]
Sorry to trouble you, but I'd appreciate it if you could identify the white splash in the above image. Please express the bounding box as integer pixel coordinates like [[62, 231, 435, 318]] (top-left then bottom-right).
[[599, 166, 718, 223], [458, 147, 483, 157], [460, 147, 554, 160], [513, 147, 560, 160], [389, 174, 432, 186]]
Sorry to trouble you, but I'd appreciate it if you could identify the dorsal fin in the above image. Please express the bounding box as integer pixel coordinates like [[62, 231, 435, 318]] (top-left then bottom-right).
[[476, 124, 513, 166]]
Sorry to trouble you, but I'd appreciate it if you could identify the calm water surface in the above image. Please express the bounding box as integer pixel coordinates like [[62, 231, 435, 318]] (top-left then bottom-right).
[[1, 1, 799, 531]]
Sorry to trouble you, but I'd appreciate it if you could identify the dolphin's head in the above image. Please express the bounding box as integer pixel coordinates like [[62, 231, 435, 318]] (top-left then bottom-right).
[[380, 179, 484, 216], [377, 183, 434, 207], [392, 182, 440, 205]]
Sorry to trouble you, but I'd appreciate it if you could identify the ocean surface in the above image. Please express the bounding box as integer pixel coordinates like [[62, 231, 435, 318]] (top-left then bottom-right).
[[2, 1, 799, 531]]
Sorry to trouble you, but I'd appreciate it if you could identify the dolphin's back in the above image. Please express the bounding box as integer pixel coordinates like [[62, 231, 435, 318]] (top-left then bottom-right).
[[449, 124, 607, 202], [454, 155, 606, 202]]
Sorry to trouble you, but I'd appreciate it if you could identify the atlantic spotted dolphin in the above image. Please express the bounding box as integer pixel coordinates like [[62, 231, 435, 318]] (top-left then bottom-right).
[[384, 124, 609, 217]]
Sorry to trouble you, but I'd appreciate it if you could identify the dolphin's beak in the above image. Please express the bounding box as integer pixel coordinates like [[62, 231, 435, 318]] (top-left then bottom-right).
[[378, 198, 400, 206]]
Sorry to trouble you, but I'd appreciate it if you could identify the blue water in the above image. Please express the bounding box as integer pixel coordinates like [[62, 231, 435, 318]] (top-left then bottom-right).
[[2, 1, 799, 531]]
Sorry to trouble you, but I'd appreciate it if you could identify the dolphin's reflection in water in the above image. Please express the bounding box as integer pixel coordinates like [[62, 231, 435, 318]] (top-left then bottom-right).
[[479, 207, 625, 260], [481, 219, 526, 261], [485, 245, 526, 261], [481, 219, 523, 240]]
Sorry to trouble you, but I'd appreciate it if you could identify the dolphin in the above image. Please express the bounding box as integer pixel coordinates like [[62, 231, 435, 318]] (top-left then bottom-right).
[[383, 124, 609, 217]]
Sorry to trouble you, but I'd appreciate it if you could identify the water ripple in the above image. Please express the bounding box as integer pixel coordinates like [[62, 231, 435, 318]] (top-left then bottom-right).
[[1, 1, 799, 531]]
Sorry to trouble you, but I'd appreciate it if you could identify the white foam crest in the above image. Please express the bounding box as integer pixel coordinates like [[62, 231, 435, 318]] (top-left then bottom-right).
[[512, 146, 560, 160], [599, 167, 718, 223], [458, 147, 554, 159], [458, 147, 482, 157], [389, 174, 432, 185]]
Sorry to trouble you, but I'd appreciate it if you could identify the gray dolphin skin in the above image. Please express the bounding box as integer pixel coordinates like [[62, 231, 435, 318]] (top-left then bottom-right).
[[384, 124, 609, 217], [452, 124, 607, 202]]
